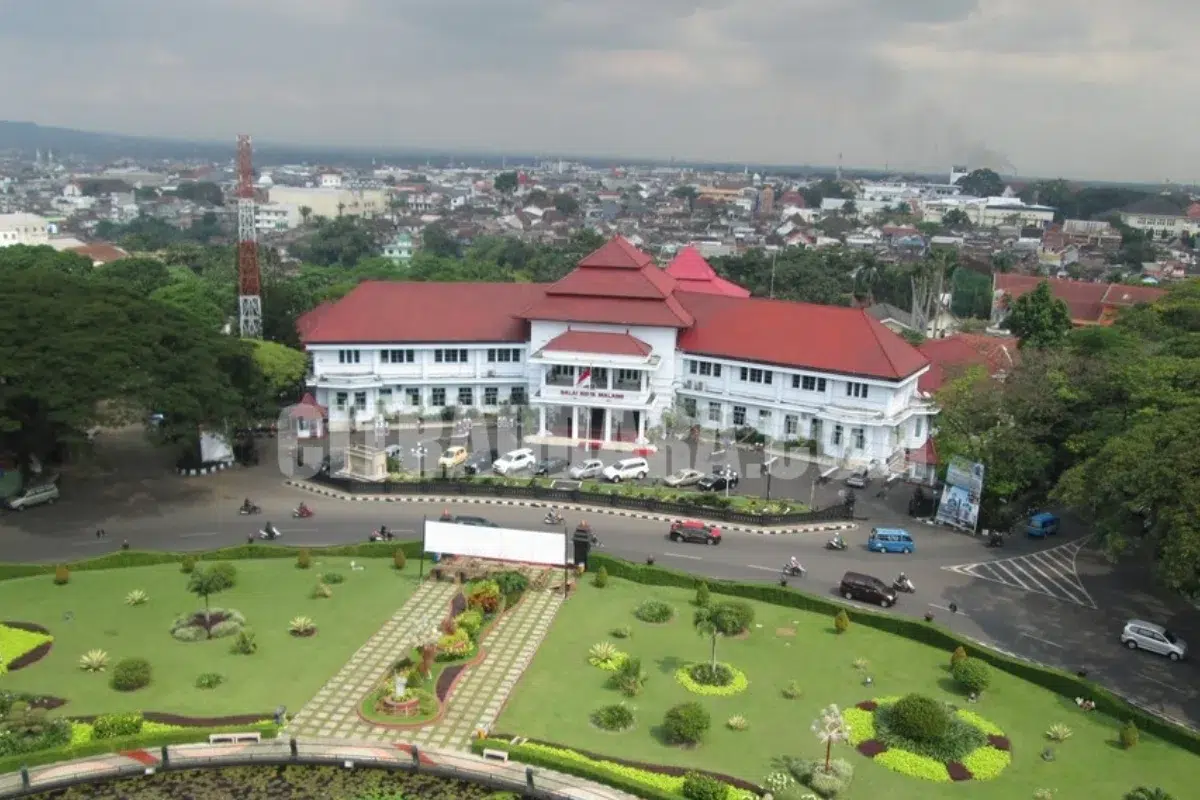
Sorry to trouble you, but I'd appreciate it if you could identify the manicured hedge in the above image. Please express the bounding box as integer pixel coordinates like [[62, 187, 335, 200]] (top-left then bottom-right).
[[0, 721, 279, 774], [471, 738, 681, 800], [589, 553, 1200, 757], [0, 542, 423, 582]]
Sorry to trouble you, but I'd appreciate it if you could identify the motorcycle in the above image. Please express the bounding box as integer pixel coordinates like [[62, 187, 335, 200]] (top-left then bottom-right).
[[893, 577, 916, 593], [544, 511, 564, 525], [825, 536, 847, 551], [781, 563, 806, 578], [985, 532, 1005, 548], [293, 506, 314, 519], [259, 526, 281, 540], [368, 528, 395, 542], [239, 504, 261, 516]]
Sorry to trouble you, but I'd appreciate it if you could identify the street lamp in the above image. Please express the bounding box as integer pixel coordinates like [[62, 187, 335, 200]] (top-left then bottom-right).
[[764, 456, 778, 501], [412, 444, 427, 479]]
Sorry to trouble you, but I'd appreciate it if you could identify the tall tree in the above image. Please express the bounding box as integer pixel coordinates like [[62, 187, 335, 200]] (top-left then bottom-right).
[[250, 340, 308, 401], [493, 171, 518, 194], [1005, 281, 1072, 348], [954, 168, 1004, 198]]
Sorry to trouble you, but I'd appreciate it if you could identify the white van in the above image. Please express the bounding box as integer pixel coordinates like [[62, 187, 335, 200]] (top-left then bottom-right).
[[4, 483, 60, 511]]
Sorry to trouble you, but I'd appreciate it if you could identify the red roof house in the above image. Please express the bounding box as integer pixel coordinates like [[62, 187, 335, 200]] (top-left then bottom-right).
[[993, 274, 1165, 327], [665, 247, 750, 298], [918, 334, 1018, 393]]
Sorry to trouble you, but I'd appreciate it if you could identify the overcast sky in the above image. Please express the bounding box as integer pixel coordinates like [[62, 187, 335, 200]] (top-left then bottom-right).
[[1, 0, 1195, 182]]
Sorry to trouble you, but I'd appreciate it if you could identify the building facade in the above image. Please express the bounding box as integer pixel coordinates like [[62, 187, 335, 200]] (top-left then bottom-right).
[[301, 238, 936, 471], [0, 213, 51, 248]]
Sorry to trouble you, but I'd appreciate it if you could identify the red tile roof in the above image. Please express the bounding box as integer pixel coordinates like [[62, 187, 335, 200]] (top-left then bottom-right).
[[543, 330, 652, 357], [917, 334, 1018, 392], [994, 274, 1165, 325], [299, 281, 543, 343], [665, 247, 750, 297], [676, 293, 928, 380], [289, 392, 327, 418], [68, 242, 129, 265], [908, 438, 937, 465]]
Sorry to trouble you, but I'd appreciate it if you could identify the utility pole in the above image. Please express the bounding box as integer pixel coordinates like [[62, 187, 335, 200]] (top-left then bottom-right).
[[769, 251, 778, 299]]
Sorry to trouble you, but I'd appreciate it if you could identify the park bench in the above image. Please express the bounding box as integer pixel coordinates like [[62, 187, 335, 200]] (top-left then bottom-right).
[[481, 748, 510, 762], [208, 732, 261, 744]]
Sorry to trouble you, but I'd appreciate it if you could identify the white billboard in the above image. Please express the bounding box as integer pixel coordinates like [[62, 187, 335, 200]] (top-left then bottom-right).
[[423, 521, 569, 566]]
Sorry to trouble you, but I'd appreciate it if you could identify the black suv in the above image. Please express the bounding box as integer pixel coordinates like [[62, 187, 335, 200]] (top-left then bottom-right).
[[450, 515, 499, 527], [839, 571, 897, 608]]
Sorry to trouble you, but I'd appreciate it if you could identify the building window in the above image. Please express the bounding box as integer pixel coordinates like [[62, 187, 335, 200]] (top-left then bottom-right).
[[353, 391, 367, 410], [406, 388, 420, 406], [846, 382, 869, 399], [511, 386, 527, 405], [689, 361, 721, 377], [708, 402, 721, 423], [795, 375, 827, 392], [784, 414, 798, 436], [384, 349, 414, 363], [335, 392, 348, 410], [457, 387, 473, 406], [832, 424, 843, 446], [733, 405, 746, 425], [434, 348, 469, 363], [758, 409, 772, 425], [484, 387, 499, 406], [852, 427, 865, 449], [338, 349, 360, 364], [682, 398, 697, 417], [378, 388, 392, 400], [431, 388, 446, 407], [914, 417, 924, 437], [739, 367, 771, 384], [487, 348, 521, 363]]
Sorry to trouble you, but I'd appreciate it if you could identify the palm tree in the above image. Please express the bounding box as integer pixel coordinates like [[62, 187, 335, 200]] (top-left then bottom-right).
[[811, 704, 849, 774], [1125, 788, 1174, 800], [692, 604, 738, 669], [299, 205, 312, 226]]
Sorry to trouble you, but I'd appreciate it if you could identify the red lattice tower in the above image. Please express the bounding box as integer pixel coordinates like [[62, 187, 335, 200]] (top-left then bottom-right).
[[236, 134, 262, 338]]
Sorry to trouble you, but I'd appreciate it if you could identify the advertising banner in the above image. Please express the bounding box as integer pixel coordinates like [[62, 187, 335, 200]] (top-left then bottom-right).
[[423, 520, 569, 565], [935, 456, 985, 532]]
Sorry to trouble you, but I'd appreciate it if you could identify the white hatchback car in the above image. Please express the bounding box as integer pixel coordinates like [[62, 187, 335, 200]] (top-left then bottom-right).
[[492, 448, 536, 475], [569, 459, 605, 480], [1121, 620, 1188, 662], [602, 457, 650, 482]]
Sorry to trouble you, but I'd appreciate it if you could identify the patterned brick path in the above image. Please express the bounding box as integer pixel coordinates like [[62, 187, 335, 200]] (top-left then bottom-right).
[[288, 579, 563, 750]]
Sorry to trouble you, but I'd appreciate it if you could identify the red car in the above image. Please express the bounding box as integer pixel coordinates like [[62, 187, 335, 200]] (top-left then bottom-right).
[[668, 520, 722, 545]]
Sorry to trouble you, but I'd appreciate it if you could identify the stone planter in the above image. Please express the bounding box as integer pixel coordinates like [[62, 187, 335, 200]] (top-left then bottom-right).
[[379, 693, 421, 717]]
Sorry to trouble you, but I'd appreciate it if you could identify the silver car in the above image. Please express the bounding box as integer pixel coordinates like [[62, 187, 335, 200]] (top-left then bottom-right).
[[1121, 620, 1188, 662], [664, 468, 704, 488], [569, 459, 605, 480]]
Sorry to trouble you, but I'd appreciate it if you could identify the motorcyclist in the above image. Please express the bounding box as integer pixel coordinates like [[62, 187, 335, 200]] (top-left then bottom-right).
[[787, 556, 804, 574], [296, 502, 310, 516], [544, 506, 563, 523], [830, 532, 845, 548], [241, 498, 254, 512], [896, 572, 912, 591], [380, 525, 392, 541], [263, 521, 276, 539]]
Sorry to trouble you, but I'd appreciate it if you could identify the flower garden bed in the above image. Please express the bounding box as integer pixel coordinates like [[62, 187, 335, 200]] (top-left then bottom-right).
[[0, 621, 54, 671]]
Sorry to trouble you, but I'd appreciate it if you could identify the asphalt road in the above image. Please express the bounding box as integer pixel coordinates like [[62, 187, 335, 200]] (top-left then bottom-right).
[[3, 430, 1198, 729]]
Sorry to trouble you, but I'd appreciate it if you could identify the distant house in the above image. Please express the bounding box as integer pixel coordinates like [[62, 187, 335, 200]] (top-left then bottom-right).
[[382, 233, 414, 263], [68, 242, 130, 267], [992, 274, 1166, 328]]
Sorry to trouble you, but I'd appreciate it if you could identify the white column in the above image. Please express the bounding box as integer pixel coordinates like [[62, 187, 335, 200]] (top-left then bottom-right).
[[538, 406, 548, 436], [603, 409, 612, 442], [571, 407, 579, 440], [637, 411, 648, 444]]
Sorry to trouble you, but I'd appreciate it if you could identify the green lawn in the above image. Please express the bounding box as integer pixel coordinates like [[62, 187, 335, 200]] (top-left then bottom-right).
[[497, 577, 1196, 800], [0, 556, 418, 717]]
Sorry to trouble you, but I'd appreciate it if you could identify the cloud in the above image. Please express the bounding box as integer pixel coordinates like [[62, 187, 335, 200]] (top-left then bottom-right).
[[0, 0, 1194, 181]]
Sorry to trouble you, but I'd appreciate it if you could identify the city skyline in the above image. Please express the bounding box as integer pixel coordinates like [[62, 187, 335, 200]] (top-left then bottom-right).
[[1, 0, 1197, 183]]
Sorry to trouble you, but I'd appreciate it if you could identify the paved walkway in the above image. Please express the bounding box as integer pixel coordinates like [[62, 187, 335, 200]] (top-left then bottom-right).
[[288, 577, 563, 750], [0, 738, 639, 800]]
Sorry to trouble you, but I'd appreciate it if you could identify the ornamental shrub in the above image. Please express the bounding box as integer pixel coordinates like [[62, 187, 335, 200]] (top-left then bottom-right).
[[593, 566, 609, 588], [392, 548, 406, 570], [321, 571, 345, 584], [950, 645, 968, 666], [590, 703, 635, 732], [210, 562, 238, 588], [663, 701, 711, 745], [711, 600, 754, 635], [1120, 719, 1139, 749], [834, 610, 850, 634], [634, 599, 673, 623], [455, 609, 484, 637], [888, 694, 950, 742], [110, 658, 152, 691], [53, 564, 69, 585], [952, 657, 992, 693], [682, 771, 729, 800], [695, 582, 711, 607], [296, 549, 312, 569], [181, 555, 197, 574], [92, 712, 144, 739]]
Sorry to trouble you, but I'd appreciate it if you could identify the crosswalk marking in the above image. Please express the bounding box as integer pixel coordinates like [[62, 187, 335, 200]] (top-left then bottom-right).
[[942, 538, 1096, 608]]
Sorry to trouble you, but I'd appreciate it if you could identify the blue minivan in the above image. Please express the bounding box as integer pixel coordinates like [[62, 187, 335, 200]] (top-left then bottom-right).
[[1025, 512, 1060, 538], [868, 527, 915, 554]]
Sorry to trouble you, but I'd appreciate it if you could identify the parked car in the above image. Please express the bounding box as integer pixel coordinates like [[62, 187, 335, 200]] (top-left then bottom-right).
[[535, 457, 570, 476], [2, 483, 60, 511], [602, 457, 649, 482], [697, 469, 739, 492], [663, 468, 704, 488], [492, 448, 536, 475], [839, 571, 897, 608], [845, 469, 869, 489], [668, 519, 721, 545], [1121, 620, 1188, 661], [463, 449, 498, 475], [438, 446, 468, 469], [569, 459, 605, 480]]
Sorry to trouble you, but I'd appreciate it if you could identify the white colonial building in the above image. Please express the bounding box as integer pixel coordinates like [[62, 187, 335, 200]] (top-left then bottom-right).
[[0, 213, 51, 248], [300, 238, 937, 470]]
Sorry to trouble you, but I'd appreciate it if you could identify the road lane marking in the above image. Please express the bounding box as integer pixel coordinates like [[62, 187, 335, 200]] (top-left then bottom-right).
[[928, 604, 969, 618], [180, 532, 219, 538], [1019, 631, 1063, 648], [941, 537, 1096, 608], [662, 552, 702, 561], [1137, 674, 1181, 691], [746, 564, 781, 572]]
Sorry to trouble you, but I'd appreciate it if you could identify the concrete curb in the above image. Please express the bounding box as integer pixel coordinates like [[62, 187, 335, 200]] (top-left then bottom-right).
[[177, 461, 235, 477], [283, 480, 857, 536]]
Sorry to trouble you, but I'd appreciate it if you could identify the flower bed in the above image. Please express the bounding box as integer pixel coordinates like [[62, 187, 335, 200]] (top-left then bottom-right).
[[0, 621, 54, 671], [845, 697, 1011, 782], [674, 663, 748, 697]]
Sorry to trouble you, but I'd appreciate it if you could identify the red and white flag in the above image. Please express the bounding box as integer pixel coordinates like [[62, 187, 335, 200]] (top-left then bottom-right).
[[576, 368, 592, 387]]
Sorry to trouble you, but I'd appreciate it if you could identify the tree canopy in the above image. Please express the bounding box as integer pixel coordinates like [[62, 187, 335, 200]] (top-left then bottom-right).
[[954, 169, 1005, 198], [1005, 281, 1073, 348]]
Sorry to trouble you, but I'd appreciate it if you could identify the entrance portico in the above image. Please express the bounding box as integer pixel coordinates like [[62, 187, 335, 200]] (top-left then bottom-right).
[[529, 330, 661, 445]]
